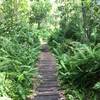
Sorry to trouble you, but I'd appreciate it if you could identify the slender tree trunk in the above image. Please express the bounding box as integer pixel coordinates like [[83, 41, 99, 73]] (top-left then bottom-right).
[[14, 0, 18, 22], [81, 0, 89, 43], [37, 21, 41, 29]]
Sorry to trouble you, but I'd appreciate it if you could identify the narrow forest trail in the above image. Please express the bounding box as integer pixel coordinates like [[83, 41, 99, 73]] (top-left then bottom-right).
[[33, 44, 60, 100]]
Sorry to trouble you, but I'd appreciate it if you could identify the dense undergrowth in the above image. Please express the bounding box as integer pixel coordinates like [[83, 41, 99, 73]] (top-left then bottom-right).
[[49, 39, 100, 100], [48, 0, 100, 100], [0, 23, 40, 100], [0, 0, 41, 99]]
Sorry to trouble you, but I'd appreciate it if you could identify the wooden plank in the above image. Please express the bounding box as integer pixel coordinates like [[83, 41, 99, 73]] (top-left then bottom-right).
[[34, 45, 60, 100]]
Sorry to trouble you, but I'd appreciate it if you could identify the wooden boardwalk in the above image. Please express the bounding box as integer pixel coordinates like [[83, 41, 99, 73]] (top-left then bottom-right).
[[34, 45, 60, 100]]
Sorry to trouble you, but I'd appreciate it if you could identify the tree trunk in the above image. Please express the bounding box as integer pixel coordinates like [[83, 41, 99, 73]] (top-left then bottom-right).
[[81, 0, 89, 43], [37, 22, 41, 29]]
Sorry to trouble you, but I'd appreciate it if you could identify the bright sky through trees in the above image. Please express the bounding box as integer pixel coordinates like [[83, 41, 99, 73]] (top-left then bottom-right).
[[50, 0, 55, 4]]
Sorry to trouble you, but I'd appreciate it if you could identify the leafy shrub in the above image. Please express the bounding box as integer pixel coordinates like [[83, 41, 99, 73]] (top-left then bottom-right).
[[51, 41, 100, 100], [0, 27, 40, 100]]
